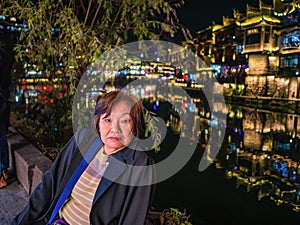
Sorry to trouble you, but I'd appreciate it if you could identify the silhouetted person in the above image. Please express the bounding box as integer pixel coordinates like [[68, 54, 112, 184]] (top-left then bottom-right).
[[0, 30, 16, 188]]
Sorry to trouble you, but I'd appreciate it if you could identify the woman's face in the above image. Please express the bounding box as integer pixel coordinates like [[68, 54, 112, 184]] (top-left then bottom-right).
[[98, 100, 134, 155]]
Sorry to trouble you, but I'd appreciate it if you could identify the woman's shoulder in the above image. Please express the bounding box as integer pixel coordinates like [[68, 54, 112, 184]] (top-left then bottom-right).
[[74, 127, 97, 143], [59, 128, 100, 157]]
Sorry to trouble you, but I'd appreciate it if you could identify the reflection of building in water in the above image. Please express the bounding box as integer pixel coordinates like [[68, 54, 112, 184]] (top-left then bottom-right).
[[269, 154, 300, 184], [224, 147, 300, 211], [241, 109, 300, 155], [217, 106, 300, 212]]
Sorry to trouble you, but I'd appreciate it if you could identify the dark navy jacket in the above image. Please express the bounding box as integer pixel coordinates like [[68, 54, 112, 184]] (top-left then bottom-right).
[[11, 128, 156, 225]]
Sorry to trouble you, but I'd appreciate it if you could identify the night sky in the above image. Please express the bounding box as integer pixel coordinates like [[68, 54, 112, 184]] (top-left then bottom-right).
[[176, 0, 273, 36]]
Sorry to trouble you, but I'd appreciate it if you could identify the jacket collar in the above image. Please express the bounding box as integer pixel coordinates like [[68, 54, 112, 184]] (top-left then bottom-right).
[[92, 139, 142, 204]]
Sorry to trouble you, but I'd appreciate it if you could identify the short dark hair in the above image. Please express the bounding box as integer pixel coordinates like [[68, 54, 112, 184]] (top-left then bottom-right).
[[94, 90, 146, 138]]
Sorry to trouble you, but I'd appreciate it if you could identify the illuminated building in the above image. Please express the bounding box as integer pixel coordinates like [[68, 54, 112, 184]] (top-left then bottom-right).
[[189, 0, 300, 100]]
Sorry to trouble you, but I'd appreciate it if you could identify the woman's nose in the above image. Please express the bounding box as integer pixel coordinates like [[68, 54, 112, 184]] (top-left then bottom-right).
[[111, 121, 120, 132]]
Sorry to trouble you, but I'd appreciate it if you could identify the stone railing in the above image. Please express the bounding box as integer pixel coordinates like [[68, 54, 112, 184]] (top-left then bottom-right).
[[8, 127, 52, 194]]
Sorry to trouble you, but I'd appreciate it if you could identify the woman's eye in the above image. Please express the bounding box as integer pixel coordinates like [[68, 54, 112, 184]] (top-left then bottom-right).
[[103, 118, 111, 123], [121, 118, 131, 124]]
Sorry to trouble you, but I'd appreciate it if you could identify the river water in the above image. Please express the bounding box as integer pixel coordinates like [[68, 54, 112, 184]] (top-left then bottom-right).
[[148, 100, 300, 225]]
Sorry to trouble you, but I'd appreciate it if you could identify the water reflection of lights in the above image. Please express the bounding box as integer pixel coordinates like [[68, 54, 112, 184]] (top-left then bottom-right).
[[216, 106, 300, 213], [75, 80, 300, 213]]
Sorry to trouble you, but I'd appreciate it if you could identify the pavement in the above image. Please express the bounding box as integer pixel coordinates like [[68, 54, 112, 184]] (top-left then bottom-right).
[[0, 170, 29, 225]]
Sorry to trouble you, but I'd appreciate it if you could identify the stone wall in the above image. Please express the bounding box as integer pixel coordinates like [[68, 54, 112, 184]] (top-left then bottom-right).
[[7, 127, 52, 194], [248, 54, 269, 75], [245, 75, 299, 99]]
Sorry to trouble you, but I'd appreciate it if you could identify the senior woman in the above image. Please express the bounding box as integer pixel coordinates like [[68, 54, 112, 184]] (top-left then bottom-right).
[[12, 90, 156, 225]]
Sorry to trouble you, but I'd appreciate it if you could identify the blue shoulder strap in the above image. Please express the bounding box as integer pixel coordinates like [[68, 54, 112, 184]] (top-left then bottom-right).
[[47, 137, 101, 225]]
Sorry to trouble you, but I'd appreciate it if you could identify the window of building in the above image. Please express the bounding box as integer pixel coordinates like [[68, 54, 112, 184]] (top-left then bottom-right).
[[264, 26, 270, 43], [281, 31, 300, 48], [245, 33, 260, 45], [280, 54, 298, 68], [236, 44, 243, 53]]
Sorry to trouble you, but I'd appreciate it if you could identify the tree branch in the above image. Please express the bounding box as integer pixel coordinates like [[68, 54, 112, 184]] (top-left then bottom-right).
[[83, 0, 93, 26], [90, 0, 103, 30]]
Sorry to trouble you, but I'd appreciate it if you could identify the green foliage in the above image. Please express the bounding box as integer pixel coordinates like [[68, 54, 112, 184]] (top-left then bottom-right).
[[160, 208, 192, 225], [144, 109, 162, 152], [0, 0, 190, 148], [19, 95, 73, 148], [1, 0, 188, 89]]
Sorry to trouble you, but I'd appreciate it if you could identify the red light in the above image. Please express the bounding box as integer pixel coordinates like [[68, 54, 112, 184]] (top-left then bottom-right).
[[183, 74, 189, 81], [182, 102, 188, 108], [22, 85, 26, 90], [49, 98, 54, 104]]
